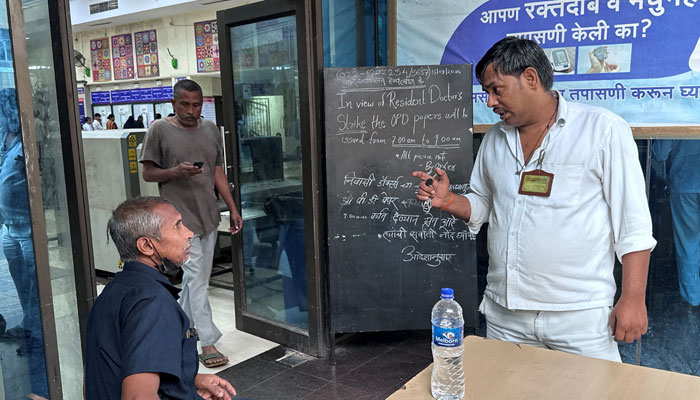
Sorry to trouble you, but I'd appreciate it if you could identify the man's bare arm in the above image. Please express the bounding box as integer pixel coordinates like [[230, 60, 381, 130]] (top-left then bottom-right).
[[413, 168, 472, 221], [141, 160, 201, 183], [214, 166, 242, 234], [122, 373, 160, 400], [609, 249, 651, 343]]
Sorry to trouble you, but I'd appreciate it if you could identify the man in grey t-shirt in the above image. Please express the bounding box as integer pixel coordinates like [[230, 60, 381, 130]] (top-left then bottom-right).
[[140, 79, 243, 368]]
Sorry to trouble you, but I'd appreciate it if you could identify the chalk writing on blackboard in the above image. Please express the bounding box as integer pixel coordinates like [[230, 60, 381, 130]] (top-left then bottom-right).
[[325, 64, 478, 332], [326, 64, 475, 266]]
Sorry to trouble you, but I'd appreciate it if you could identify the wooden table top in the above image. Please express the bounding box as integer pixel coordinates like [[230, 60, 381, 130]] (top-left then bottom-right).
[[388, 336, 700, 399]]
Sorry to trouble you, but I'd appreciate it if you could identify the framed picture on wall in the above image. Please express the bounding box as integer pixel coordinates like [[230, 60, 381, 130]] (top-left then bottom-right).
[[111, 33, 134, 80], [134, 29, 160, 78], [90, 37, 111, 82], [194, 20, 220, 72]]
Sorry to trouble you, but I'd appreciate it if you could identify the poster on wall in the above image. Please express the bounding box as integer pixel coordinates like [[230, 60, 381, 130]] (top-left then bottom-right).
[[201, 97, 217, 124], [135, 29, 160, 78], [90, 38, 111, 82], [397, 0, 700, 124], [112, 33, 135, 80], [194, 20, 220, 72]]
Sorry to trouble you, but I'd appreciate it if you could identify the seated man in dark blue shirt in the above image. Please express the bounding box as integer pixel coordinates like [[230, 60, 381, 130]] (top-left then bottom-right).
[[85, 197, 236, 399]]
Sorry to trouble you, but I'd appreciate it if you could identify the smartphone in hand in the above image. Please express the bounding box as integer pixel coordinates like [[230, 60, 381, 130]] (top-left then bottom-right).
[[193, 161, 204, 168]]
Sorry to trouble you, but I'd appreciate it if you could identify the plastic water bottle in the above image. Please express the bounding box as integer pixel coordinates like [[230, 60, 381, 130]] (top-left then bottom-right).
[[431, 287, 465, 400]]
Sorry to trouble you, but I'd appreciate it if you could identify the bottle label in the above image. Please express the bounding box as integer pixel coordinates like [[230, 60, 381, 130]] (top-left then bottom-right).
[[432, 325, 463, 347]]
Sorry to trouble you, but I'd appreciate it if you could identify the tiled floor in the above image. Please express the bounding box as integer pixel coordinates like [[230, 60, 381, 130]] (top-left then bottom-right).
[[217, 330, 434, 400], [202, 286, 278, 374]]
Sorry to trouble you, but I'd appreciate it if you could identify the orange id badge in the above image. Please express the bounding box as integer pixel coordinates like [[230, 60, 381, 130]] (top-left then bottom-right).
[[518, 169, 554, 197]]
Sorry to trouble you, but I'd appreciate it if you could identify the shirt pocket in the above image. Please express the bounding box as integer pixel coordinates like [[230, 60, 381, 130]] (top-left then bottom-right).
[[529, 163, 584, 209], [181, 337, 199, 388]]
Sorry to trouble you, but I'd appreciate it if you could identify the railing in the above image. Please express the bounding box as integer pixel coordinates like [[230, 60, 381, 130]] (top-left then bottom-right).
[[244, 98, 271, 138]]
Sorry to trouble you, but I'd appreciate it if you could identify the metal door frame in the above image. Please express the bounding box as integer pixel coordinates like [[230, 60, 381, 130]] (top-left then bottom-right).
[[218, 0, 329, 357], [47, 0, 97, 352], [5, 0, 96, 397], [7, 0, 58, 396]]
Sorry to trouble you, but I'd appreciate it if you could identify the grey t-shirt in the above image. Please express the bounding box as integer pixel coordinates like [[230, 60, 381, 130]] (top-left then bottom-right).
[[139, 118, 223, 235]]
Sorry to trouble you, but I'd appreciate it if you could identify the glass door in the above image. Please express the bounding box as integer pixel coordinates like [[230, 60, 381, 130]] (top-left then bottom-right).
[[219, 0, 327, 355], [0, 65, 50, 400], [0, 0, 94, 397], [232, 14, 307, 329], [0, 4, 51, 397]]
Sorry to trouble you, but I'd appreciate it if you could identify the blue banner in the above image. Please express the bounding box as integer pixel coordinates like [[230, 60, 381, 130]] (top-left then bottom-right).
[[89, 86, 173, 105], [90, 91, 111, 105], [398, 0, 700, 124], [152, 86, 173, 101], [111, 88, 154, 103]]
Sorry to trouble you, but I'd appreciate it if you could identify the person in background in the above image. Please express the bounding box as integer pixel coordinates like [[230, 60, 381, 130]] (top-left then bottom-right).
[[84, 197, 237, 400], [414, 37, 655, 362], [0, 87, 49, 399], [123, 115, 136, 129], [92, 113, 104, 130], [140, 79, 243, 368], [105, 113, 118, 129], [151, 113, 162, 127], [135, 115, 145, 129], [82, 116, 93, 131], [652, 140, 700, 306]]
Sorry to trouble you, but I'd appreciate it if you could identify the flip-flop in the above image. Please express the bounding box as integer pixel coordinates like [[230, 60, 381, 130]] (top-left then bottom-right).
[[199, 351, 229, 368]]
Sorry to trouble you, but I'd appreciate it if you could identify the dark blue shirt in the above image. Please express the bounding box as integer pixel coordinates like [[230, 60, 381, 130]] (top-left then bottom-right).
[[85, 261, 202, 399], [0, 132, 30, 224]]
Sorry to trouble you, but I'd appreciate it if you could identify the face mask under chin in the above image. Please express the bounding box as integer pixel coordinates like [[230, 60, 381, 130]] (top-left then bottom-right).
[[158, 255, 191, 276], [148, 239, 185, 277], [156, 258, 181, 275]]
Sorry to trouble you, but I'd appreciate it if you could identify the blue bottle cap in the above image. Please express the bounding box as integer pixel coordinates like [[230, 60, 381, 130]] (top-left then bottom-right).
[[440, 288, 454, 299]]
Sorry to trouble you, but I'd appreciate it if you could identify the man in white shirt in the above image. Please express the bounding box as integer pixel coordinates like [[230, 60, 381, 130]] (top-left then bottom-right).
[[82, 116, 93, 131], [92, 113, 104, 130], [414, 37, 655, 362]]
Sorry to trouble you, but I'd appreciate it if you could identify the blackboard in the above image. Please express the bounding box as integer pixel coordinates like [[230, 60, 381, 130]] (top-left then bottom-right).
[[324, 64, 478, 333]]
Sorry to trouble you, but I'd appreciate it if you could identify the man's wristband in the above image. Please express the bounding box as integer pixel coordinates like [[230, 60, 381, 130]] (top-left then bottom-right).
[[440, 192, 454, 211]]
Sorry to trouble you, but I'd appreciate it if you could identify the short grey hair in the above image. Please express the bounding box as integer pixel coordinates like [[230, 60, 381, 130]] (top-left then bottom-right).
[[173, 79, 203, 99], [107, 197, 169, 262]]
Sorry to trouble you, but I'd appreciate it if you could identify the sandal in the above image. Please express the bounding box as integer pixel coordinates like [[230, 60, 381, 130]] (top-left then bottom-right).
[[198, 351, 229, 368]]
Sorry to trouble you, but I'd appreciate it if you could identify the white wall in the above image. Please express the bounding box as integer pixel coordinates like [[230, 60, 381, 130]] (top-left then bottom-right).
[[71, 0, 193, 25], [74, 1, 260, 92], [70, 0, 253, 28]]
